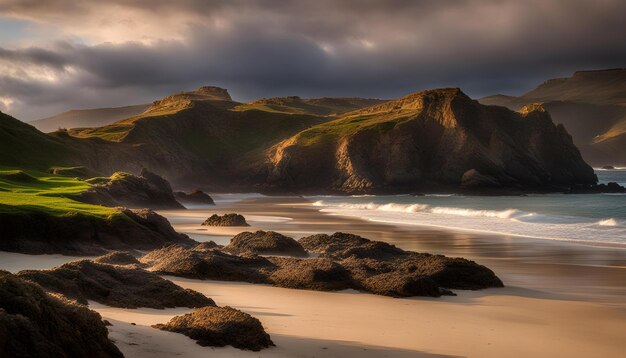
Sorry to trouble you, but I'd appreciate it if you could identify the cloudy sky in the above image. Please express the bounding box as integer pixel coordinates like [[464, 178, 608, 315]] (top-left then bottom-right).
[[0, 0, 625, 120]]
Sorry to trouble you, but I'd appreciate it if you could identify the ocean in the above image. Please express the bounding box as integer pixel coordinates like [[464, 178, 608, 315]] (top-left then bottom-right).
[[309, 169, 626, 245]]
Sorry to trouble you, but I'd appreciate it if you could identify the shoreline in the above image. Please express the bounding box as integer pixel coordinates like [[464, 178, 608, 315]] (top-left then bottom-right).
[[0, 195, 624, 357], [163, 195, 626, 306]]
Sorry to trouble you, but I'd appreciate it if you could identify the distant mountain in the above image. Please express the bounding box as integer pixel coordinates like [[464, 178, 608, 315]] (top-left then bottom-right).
[[30, 104, 149, 133], [480, 69, 626, 166], [259, 88, 595, 193]]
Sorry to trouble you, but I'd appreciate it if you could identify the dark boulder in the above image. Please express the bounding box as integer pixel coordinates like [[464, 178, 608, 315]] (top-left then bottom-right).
[[174, 190, 215, 205], [141, 245, 274, 283], [153, 306, 274, 351], [0, 270, 123, 358], [226, 230, 308, 257], [0, 207, 195, 255], [202, 213, 249, 227], [18, 254, 214, 309]]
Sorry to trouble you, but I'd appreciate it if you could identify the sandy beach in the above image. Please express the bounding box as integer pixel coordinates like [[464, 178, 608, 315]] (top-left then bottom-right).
[[2, 195, 625, 358]]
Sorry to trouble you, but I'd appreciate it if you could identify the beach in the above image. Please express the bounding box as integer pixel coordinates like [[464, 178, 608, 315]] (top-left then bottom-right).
[[2, 195, 625, 357]]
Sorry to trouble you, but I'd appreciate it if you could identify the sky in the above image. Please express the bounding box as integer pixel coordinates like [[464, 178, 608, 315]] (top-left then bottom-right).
[[0, 0, 625, 121]]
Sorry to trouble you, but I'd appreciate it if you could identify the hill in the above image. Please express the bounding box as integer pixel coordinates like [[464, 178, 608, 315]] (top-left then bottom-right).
[[236, 96, 387, 116], [480, 69, 626, 166], [0, 111, 77, 169], [65, 86, 330, 187], [30, 104, 149, 133], [259, 88, 596, 193]]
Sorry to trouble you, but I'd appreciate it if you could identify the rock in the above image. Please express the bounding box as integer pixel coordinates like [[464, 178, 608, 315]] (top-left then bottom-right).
[[267, 257, 354, 291], [0, 270, 123, 358], [460, 169, 501, 188], [202, 213, 249, 227], [226, 230, 308, 257], [601, 165, 615, 169], [299, 232, 503, 295], [153, 306, 273, 351], [18, 254, 214, 309], [84, 169, 184, 209], [141, 232, 503, 298], [0, 207, 195, 255], [174, 190, 215, 205], [141, 245, 274, 283], [194, 241, 222, 251]]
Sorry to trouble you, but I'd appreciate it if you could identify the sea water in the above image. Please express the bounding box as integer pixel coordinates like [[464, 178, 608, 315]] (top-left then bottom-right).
[[309, 169, 626, 245]]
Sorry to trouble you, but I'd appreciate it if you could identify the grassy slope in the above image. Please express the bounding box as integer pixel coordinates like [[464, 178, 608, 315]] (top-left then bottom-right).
[[0, 166, 121, 219], [291, 110, 418, 147], [0, 112, 75, 169]]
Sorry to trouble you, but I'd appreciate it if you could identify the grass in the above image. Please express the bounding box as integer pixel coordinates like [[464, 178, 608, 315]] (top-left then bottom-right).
[[0, 166, 120, 219], [292, 110, 418, 147]]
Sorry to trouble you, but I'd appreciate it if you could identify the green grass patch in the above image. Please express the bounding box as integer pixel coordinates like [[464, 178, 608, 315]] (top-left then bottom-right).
[[0, 166, 120, 219]]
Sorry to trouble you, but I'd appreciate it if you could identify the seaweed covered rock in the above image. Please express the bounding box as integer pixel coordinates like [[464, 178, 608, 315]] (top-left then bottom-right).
[[267, 257, 354, 291], [153, 306, 274, 351], [18, 253, 214, 309], [202, 213, 249, 227], [175, 190, 215, 205], [300, 232, 504, 293], [140, 232, 503, 298], [0, 270, 123, 358], [226, 231, 308, 257], [0, 207, 195, 255], [141, 245, 274, 283]]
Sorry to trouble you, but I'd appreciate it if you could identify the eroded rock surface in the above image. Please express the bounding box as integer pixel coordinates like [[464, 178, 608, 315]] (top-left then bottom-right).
[[226, 230, 308, 257], [18, 252, 214, 309], [202, 213, 249, 227], [153, 306, 274, 351], [0, 271, 123, 358]]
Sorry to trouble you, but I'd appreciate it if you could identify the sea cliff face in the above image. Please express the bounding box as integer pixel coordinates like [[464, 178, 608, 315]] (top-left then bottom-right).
[[262, 89, 596, 193]]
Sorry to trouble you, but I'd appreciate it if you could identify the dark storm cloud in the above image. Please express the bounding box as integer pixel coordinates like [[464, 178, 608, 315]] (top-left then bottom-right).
[[0, 0, 625, 119]]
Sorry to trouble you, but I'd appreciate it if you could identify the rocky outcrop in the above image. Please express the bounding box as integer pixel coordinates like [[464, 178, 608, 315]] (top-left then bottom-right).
[[18, 253, 214, 309], [141, 232, 503, 297], [202, 213, 249, 227], [141, 245, 274, 283], [226, 230, 308, 257], [153, 306, 274, 351], [84, 169, 184, 209], [174, 189, 215, 205], [263, 88, 597, 193], [566, 181, 626, 194], [0, 208, 195, 255], [300, 232, 503, 293], [0, 270, 123, 358]]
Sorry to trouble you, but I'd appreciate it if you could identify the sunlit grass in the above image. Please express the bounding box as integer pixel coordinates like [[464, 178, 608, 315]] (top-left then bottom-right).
[[0, 166, 120, 219]]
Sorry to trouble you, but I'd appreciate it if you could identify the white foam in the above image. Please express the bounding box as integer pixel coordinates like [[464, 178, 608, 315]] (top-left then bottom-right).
[[597, 218, 618, 226], [312, 199, 626, 245]]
